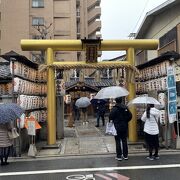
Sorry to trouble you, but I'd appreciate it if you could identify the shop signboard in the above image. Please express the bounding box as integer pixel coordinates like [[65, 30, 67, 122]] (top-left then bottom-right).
[[25, 116, 41, 135], [167, 66, 177, 123], [168, 88, 177, 101], [27, 120, 36, 135]]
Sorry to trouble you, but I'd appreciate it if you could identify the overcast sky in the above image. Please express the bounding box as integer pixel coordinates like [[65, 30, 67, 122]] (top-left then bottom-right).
[[101, 0, 167, 60]]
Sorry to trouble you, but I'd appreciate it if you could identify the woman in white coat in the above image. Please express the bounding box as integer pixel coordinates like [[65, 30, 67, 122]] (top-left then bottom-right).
[[141, 104, 160, 160]]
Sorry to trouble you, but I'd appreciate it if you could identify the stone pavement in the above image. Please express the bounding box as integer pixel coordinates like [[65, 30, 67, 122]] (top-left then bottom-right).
[[21, 116, 180, 158], [34, 117, 146, 158]]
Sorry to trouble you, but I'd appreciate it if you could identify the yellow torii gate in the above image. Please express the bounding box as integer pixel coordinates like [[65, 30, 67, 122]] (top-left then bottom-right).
[[21, 39, 159, 145]]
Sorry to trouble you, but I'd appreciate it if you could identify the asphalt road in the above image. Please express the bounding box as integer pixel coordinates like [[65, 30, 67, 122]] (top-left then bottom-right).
[[1, 153, 180, 180]]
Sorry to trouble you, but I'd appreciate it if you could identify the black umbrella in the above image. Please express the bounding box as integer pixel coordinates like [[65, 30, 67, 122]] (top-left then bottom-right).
[[90, 98, 107, 106], [0, 103, 24, 124]]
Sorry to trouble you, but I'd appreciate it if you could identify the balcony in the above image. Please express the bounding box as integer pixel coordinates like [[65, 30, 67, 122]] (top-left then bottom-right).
[[76, 10, 80, 22], [88, 20, 101, 35], [87, 0, 101, 10], [96, 31, 102, 39], [88, 31, 101, 39], [88, 6, 101, 23], [76, 11, 80, 17], [98, 51, 102, 57]]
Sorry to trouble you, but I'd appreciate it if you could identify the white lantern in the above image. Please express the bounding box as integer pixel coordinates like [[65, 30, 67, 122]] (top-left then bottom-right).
[[160, 110, 166, 125]]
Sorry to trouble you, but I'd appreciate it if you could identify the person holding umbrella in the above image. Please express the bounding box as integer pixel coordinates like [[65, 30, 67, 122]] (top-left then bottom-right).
[[91, 99, 107, 127], [0, 122, 13, 165], [141, 104, 160, 160], [0, 103, 24, 165], [81, 107, 88, 124], [109, 97, 132, 161], [72, 98, 80, 121], [95, 100, 106, 127], [75, 97, 91, 125]]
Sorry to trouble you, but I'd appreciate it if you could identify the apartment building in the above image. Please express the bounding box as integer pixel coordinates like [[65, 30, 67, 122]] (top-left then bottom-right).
[[0, 0, 101, 63]]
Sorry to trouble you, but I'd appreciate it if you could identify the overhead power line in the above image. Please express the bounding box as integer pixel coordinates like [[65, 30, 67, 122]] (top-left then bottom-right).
[[131, 0, 150, 34]]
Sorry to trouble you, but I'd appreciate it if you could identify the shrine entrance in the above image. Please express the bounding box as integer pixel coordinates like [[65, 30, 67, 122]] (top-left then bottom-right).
[[21, 39, 158, 145]]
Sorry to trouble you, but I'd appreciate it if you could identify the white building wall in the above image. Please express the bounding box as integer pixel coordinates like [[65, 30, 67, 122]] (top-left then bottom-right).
[[139, 3, 180, 61]]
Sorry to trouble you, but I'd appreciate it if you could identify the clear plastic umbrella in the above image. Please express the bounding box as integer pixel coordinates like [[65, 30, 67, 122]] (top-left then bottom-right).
[[94, 86, 129, 99], [75, 97, 91, 108], [127, 96, 160, 106], [0, 103, 24, 124]]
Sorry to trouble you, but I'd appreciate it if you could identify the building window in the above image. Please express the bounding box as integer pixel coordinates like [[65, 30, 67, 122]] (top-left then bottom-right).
[[76, 9, 80, 16], [159, 27, 177, 48], [32, 17, 44, 26], [32, 0, 44, 8]]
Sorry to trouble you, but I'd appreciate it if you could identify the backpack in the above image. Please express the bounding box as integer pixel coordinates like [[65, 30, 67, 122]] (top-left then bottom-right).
[[116, 105, 132, 122], [123, 108, 132, 122]]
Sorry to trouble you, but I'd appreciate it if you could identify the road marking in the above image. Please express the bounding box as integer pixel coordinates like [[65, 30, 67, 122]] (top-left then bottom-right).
[[95, 173, 130, 180], [1, 164, 180, 177], [66, 174, 86, 180], [107, 173, 129, 180], [95, 174, 113, 180]]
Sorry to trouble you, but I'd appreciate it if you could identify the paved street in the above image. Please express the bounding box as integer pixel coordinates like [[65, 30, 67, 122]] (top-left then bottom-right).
[[1, 153, 180, 180]]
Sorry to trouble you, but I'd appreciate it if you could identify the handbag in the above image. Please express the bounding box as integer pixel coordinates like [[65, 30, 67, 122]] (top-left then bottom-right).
[[8, 128, 19, 139], [105, 122, 117, 136], [28, 144, 37, 157]]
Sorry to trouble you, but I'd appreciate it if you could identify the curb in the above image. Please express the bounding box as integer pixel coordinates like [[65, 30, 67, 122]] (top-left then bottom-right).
[[9, 149, 180, 162]]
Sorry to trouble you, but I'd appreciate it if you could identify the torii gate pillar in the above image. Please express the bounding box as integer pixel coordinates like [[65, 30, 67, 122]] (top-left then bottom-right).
[[47, 48, 56, 144], [127, 48, 137, 142]]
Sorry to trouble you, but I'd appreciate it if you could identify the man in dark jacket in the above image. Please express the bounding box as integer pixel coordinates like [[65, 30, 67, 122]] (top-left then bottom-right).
[[72, 99, 80, 121], [109, 97, 132, 161], [95, 102, 106, 127]]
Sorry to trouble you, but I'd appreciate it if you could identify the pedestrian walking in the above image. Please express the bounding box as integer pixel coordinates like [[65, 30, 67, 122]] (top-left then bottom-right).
[[81, 107, 88, 124], [95, 102, 106, 127], [0, 122, 13, 166], [109, 97, 132, 161], [141, 104, 160, 160], [72, 99, 80, 121]]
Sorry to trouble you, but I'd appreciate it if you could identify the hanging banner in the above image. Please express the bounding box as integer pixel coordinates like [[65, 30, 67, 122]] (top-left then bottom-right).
[[167, 66, 177, 123]]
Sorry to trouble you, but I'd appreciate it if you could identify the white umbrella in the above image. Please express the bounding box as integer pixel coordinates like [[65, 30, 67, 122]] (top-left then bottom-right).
[[127, 96, 160, 106], [75, 97, 91, 108], [94, 86, 129, 99]]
